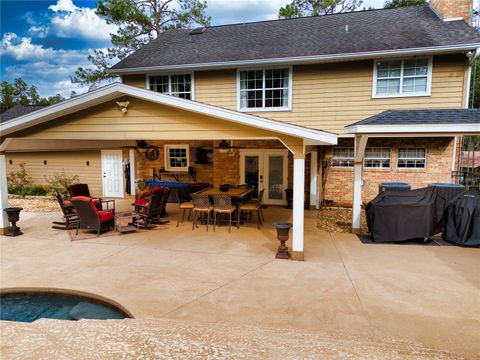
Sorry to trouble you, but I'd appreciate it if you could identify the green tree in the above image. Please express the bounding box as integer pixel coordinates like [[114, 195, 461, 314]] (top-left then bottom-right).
[[278, 0, 363, 18], [71, 0, 211, 89], [384, 0, 424, 9], [0, 78, 65, 113]]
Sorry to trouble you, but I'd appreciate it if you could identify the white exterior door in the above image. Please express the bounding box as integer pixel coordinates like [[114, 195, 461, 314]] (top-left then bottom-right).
[[101, 150, 124, 198], [240, 149, 288, 205]]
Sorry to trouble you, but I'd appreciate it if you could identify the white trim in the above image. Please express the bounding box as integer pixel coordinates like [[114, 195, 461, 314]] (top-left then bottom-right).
[[309, 150, 319, 209], [451, 136, 458, 173], [444, 17, 464, 22], [146, 72, 195, 100], [129, 149, 136, 196], [0, 154, 9, 230], [292, 154, 305, 253], [372, 57, 433, 99], [465, 59, 472, 108], [109, 43, 480, 74], [0, 83, 337, 146], [164, 144, 190, 172], [236, 66, 293, 112], [345, 123, 480, 134]]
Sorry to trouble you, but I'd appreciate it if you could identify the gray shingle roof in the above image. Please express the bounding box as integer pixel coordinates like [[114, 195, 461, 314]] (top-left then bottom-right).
[[348, 109, 480, 126], [0, 105, 47, 123], [111, 6, 480, 71]]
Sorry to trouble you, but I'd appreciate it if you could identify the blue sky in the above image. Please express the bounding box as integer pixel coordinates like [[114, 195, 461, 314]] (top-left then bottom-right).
[[1, 0, 388, 98]]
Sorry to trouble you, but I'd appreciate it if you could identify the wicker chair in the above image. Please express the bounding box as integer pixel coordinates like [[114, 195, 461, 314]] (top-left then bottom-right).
[[70, 196, 115, 237], [192, 194, 213, 231], [174, 189, 194, 227], [132, 193, 164, 228], [212, 195, 237, 232], [239, 189, 264, 230], [67, 183, 115, 211]]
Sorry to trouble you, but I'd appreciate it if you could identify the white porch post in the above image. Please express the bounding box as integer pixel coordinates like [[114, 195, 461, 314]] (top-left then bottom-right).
[[129, 149, 136, 196], [292, 147, 305, 261], [309, 149, 319, 210], [352, 135, 368, 233], [0, 154, 9, 234]]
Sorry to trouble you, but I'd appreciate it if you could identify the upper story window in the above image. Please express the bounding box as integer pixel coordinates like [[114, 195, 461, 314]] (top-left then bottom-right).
[[332, 147, 354, 168], [148, 74, 193, 99], [397, 148, 426, 169], [364, 147, 390, 168], [238, 68, 291, 111], [373, 57, 432, 98], [164, 144, 189, 172]]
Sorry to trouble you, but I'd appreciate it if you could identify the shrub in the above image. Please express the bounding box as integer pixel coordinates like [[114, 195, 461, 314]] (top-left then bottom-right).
[[7, 163, 31, 193], [9, 185, 49, 197], [45, 170, 80, 197]]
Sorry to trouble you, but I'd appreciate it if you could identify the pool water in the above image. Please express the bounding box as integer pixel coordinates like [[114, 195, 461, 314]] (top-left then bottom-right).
[[0, 292, 128, 323]]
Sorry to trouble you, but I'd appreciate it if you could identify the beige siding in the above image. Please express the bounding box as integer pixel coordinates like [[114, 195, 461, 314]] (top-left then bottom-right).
[[193, 54, 468, 134], [123, 74, 146, 88], [17, 98, 286, 142], [6, 151, 103, 197]]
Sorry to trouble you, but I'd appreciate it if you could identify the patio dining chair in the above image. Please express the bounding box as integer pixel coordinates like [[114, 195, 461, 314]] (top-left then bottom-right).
[[191, 194, 213, 231], [70, 196, 115, 237], [239, 189, 264, 230], [212, 195, 237, 233], [174, 189, 194, 227]]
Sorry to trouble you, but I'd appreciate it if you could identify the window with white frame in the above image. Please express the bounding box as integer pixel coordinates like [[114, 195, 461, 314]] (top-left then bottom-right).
[[239, 68, 290, 110], [149, 74, 192, 99], [397, 148, 426, 169], [373, 58, 431, 97], [364, 147, 390, 168], [165, 145, 189, 171], [332, 147, 354, 168]]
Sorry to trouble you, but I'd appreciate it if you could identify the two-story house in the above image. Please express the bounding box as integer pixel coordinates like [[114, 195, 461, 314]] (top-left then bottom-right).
[[1, 0, 479, 258]]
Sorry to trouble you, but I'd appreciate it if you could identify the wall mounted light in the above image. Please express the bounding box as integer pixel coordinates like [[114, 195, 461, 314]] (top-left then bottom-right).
[[43, 160, 47, 165], [9, 160, 12, 165], [116, 101, 130, 114], [86, 161, 90, 166]]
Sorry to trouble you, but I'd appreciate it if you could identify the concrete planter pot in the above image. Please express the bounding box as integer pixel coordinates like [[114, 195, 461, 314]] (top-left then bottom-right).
[[273, 222, 292, 259], [3, 207, 23, 236]]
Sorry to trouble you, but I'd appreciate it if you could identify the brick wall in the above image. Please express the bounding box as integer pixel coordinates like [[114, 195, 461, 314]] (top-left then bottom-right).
[[135, 139, 295, 189], [323, 137, 455, 207]]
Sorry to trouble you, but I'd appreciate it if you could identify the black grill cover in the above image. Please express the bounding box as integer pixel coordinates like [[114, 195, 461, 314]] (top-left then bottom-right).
[[366, 187, 445, 242], [443, 190, 480, 246]]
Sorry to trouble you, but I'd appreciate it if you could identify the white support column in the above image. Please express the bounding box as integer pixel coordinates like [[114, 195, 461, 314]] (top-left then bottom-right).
[[309, 149, 318, 210], [352, 135, 368, 234], [1, 154, 9, 233], [292, 150, 305, 261], [129, 149, 136, 196]]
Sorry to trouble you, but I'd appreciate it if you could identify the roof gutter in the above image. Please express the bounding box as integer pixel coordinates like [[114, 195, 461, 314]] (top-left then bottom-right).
[[109, 43, 480, 74]]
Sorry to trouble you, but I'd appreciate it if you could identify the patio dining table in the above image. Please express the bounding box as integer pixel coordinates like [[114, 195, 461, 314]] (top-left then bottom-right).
[[193, 187, 255, 227]]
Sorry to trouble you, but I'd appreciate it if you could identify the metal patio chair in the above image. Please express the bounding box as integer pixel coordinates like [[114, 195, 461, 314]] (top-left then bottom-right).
[[212, 195, 237, 232], [192, 194, 213, 231]]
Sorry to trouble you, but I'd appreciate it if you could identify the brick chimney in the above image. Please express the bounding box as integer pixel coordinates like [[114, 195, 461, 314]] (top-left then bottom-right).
[[429, 0, 473, 24]]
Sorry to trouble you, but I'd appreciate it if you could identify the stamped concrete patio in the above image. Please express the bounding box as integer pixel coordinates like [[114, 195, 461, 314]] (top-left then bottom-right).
[[1, 204, 479, 359]]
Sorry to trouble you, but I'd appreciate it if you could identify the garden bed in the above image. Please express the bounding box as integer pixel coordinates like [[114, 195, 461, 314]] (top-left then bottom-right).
[[7, 195, 58, 212]]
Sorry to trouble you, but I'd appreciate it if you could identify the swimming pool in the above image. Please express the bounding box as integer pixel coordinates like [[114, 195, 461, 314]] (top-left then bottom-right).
[[0, 291, 130, 323]]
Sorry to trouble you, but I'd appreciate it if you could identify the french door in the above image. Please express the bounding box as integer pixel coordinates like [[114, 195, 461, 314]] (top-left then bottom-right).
[[101, 150, 124, 198], [240, 149, 288, 205]]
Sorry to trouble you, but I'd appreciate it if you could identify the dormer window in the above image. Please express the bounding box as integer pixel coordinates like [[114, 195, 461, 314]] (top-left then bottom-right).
[[148, 74, 193, 99], [372, 57, 432, 98], [237, 68, 292, 111]]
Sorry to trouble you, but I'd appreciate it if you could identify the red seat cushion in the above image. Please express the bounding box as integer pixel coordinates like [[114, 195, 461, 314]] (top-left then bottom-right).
[[63, 200, 72, 207], [98, 211, 114, 222], [151, 186, 164, 194], [133, 198, 149, 206]]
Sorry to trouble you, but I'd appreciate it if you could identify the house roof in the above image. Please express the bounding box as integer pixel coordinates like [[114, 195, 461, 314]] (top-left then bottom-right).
[[111, 6, 480, 73], [344, 109, 480, 134], [0, 105, 47, 123], [0, 83, 337, 146]]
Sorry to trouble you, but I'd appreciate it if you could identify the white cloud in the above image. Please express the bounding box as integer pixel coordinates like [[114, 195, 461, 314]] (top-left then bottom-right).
[[27, 26, 50, 39], [48, 0, 79, 13], [1, 33, 55, 61]]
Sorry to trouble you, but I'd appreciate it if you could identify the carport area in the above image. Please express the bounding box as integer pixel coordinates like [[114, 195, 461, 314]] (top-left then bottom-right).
[[345, 109, 480, 233]]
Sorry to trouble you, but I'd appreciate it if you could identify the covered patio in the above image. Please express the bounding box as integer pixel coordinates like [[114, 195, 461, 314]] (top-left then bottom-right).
[[0, 83, 337, 260]]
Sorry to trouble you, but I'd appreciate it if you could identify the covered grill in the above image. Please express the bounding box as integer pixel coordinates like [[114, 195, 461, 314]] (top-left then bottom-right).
[[443, 189, 480, 247], [366, 187, 446, 242]]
